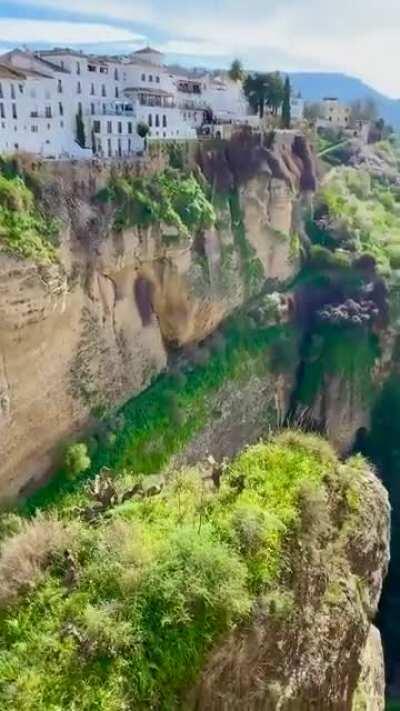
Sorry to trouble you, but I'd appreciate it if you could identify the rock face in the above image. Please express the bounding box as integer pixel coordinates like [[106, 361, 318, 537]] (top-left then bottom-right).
[[0, 132, 316, 500], [189, 461, 390, 711]]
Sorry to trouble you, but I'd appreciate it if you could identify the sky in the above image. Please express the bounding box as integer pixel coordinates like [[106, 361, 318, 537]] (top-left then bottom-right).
[[0, 0, 399, 98]]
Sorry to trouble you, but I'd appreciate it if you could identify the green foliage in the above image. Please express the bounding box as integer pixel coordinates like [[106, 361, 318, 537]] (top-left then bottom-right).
[[281, 76, 291, 129], [319, 167, 400, 272], [243, 71, 284, 118], [64, 443, 91, 479], [0, 174, 57, 263], [97, 169, 215, 238], [136, 121, 150, 139], [0, 432, 351, 710], [228, 59, 244, 83], [296, 324, 379, 407]]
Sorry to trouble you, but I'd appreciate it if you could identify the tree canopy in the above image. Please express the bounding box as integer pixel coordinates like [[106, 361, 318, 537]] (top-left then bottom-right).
[[244, 71, 284, 119], [229, 59, 245, 83]]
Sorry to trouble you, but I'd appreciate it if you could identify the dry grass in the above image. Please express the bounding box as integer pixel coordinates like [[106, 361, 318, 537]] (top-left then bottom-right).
[[0, 515, 73, 607]]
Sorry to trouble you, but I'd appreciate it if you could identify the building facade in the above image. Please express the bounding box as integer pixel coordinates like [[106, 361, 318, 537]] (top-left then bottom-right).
[[0, 46, 253, 159]]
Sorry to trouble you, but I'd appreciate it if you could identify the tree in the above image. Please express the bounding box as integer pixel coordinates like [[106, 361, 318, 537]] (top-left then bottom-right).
[[229, 59, 244, 83], [75, 105, 86, 148], [64, 443, 91, 479], [281, 76, 291, 129], [137, 121, 150, 151], [244, 72, 284, 119]]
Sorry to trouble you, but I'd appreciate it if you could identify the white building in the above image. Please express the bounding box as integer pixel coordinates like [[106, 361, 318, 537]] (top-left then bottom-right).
[[317, 97, 351, 128], [0, 45, 254, 159]]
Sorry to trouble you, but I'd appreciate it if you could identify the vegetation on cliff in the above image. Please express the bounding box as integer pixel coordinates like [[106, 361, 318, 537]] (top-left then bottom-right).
[[0, 432, 370, 710], [0, 171, 57, 263], [97, 168, 216, 239]]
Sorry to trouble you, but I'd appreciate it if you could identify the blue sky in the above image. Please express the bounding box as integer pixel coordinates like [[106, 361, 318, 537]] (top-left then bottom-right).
[[0, 0, 399, 97]]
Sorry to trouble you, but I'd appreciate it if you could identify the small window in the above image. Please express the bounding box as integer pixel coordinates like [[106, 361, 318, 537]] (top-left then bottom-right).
[[148, 114, 153, 127], [107, 120, 112, 134], [100, 66, 108, 74], [0, 83, 3, 99], [91, 103, 95, 115], [128, 138, 132, 153], [156, 76, 160, 83], [12, 103, 17, 119], [91, 83, 95, 95], [88, 64, 97, 72], [162, 115, 167, 128], [10, 84, 15, 100], [115, 86, 119, 98], [18, 84, 24, 94], [93, 120, 101, 134], [45, 106, 52, 118], [102, 84, 106, 97], [76, 62, 81, 75], [102, 104, 107, 115], [31, 125, 38, 133], [128, 121, 132, 134], [59, 102, 63, 116], [108, 138, 112, 157], [77, 81, 82, 94], [141, 73, 145, 81], [155, 114, 160, 128], [114, 68, 119, 81], [0, 103, 5, 119], [149, 75, 153, 82], [60, 120, 64, 128], [118, 121, 122, 134], [78, 102, 82, 114], [58, 79, 62, 93]]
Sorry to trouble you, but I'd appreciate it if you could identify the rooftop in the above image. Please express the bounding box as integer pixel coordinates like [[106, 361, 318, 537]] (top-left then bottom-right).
[[133, 46, 164, 56]]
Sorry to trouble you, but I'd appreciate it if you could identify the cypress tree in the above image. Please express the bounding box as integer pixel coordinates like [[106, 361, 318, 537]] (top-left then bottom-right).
[[281, 76, 291, 129], [76, 105, 86, 148]]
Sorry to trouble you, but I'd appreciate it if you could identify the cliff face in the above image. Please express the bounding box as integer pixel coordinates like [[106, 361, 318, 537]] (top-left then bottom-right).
[[189, 457, 390, 711], [0, 132, 316, 500]]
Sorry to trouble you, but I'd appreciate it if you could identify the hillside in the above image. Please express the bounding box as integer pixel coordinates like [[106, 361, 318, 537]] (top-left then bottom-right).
[[290, 72, 400, 127]]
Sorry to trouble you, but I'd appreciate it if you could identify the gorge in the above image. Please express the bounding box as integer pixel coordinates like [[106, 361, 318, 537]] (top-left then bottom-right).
[[0, 129, 399, 709]]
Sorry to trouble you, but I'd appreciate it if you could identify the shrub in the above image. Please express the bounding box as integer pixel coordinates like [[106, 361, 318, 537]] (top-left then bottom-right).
[[0, 515, 72, 606], [64, 443, 91, 479]]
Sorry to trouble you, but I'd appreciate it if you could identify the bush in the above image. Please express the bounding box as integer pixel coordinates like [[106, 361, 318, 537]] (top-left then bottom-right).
[[64, 443, 91, 479]]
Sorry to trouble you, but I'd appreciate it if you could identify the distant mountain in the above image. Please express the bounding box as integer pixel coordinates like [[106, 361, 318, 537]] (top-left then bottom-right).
[[289, 72, 400, 128]]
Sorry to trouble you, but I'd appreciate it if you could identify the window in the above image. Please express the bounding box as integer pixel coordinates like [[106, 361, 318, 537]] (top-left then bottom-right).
[[11, 84, 15, 100], [76, 61, 81, 75], [91, 83, 95, 95], [118, 121, 122, 134], [60, 120, 64, 128], [93, 120, 101, 134], [102, 104, 107, 115], [162, 115, 167, 128], [88, 64, 97, 72], [156, 76, 160, 83], [148, 114, 153, 127], [155, 114, 160, 128], [91, 103, 95, 115], [149, 75, 153, 82], [18, 84, 24, 94], [77, 81, 82, 94], [45, 106, 52, 118], [78, 101, 82, 114], [12, 103, 17, 119], [128, 138, 132, 153], [102, 84, 106, 97], [118, 138, 122, 157], [107, 138, 112, 157], [58, 79, 63, 94], [114, 68, 119, 81], [59, 102, 64, 116], [0, 103, 4, 119], [115, 87, 119, 98], [107, 120, 112, 134], [100, 66, 108, 74], [128, 121, 132, 134], [31, 125, 38, 133], [0, 83, 3, 98], [141, 73, 145, 81]]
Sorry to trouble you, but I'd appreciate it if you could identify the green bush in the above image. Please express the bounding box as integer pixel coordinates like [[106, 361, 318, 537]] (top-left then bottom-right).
[[64, 443, 91, 479]]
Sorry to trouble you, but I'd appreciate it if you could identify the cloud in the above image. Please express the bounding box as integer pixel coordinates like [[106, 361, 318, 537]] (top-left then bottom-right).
[[3, 0, 400, 96], [0, 19, 144, 45]]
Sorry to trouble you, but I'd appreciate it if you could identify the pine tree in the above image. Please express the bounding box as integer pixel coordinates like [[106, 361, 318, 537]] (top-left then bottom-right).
[[75, 105, 86, 148], [281, 76, 291, 129]]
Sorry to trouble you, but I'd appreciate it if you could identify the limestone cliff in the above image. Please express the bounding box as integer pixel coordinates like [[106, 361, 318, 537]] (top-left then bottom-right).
[[0, 131, 316, 500], [188, 455, 390, 711]]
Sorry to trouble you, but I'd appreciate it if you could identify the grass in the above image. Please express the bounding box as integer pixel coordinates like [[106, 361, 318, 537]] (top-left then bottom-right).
[[0, 431, 360, 711]]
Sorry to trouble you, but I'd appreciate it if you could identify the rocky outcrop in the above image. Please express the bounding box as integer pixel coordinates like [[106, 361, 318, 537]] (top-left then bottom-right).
[[0, 132, 315, 499], [188, 459, 390, 710]]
